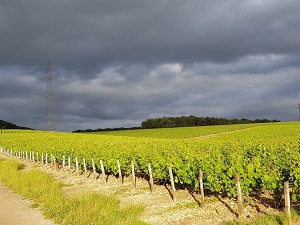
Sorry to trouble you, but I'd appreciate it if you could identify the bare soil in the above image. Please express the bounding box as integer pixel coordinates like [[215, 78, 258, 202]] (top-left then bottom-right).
[[0, 182, 55, 225]]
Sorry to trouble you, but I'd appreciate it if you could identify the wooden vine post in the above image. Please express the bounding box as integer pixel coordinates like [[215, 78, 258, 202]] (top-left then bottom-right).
[[68, 156, 71, 173], [235, 174, 243, 217], [55, 159, 61, 170], [83, 157, 87, 175], [148, 163, 154, 192], [117, 160, 122, 186], [92, 159, 96, 179], [198, 170, 205, 206], [168, 167, 176, 201], [100, 160, 106, 184], [131, 161, 136, 192], [75, 157, 79, 176], [284, 181, 291, 225], [62, 155, 65, 171], [53, 156, 57, 170]]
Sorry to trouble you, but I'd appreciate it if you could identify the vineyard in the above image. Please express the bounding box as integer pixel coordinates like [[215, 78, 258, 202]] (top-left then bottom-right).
[[0, 122, 300, 201]]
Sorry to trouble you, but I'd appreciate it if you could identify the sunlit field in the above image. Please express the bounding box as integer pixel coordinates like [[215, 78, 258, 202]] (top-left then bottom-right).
[[1, 122, 300, 199]]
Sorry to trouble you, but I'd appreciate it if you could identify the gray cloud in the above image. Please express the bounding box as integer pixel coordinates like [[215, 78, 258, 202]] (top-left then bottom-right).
[[1, 0, 300, 131]]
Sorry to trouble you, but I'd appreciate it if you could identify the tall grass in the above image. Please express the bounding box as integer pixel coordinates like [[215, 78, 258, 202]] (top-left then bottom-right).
[[223, 209, 300, 225], [0, 158, 147, 225], [223, 214, 285, 225]]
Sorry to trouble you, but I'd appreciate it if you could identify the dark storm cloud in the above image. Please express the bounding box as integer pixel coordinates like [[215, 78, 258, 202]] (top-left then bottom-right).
[[1, 0, 300, 131], [2, 0, 300, 69]]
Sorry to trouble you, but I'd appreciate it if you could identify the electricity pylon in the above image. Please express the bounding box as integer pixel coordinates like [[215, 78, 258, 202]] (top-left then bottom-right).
[[44, 60, 56, 131]]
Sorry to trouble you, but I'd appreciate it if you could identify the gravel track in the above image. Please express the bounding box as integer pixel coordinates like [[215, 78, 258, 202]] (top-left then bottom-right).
[[0, 182, 56, 225]]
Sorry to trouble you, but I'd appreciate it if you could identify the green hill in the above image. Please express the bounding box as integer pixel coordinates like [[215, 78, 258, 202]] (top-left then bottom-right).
[[0, 120, 33, 130]]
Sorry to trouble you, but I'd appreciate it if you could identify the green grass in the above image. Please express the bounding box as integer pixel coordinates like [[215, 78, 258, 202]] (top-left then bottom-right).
[[0, 158, 148, 225], [168, 201, 199, 211], [223, 208, 300, 225], [223, 214, 285, 225]]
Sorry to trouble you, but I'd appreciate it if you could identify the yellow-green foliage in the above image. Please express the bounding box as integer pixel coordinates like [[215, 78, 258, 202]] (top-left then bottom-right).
[[1, 122, 300, 199], [90, 123, 262, 139], [0, 158, 147, 225]]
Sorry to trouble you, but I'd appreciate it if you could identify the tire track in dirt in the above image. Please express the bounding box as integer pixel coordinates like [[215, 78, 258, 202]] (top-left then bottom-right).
[[189, 126, 258, 140]]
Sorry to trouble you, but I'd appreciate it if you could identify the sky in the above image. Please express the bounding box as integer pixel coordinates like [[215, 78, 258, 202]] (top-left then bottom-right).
[[1, 0, 300, 131]]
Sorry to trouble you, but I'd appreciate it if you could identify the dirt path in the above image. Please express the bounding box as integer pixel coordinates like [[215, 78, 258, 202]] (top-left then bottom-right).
[[0, 182, 56, 225]]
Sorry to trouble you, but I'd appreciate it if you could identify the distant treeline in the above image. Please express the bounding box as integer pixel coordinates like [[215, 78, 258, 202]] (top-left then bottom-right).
[[141, 116, 280, 129], [0, 120, 33, 130], [73, 116, 280, 133], [73, 127, 141, 133]]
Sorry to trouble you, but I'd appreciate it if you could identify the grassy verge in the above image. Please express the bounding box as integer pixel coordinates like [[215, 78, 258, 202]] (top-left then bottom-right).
[[223, 207, 300, 225], [0, 158, 148, 225]]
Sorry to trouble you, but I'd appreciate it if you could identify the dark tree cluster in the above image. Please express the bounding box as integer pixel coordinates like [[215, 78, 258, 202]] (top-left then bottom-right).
[[73, 126, 141, 133], [141, 116, 280, 129], [0, 120, 33, 131], [73, 116, 280, 133]]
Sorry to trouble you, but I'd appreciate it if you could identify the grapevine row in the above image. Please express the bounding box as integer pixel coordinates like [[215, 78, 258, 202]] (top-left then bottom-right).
[[0, 122, 299, 200]]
